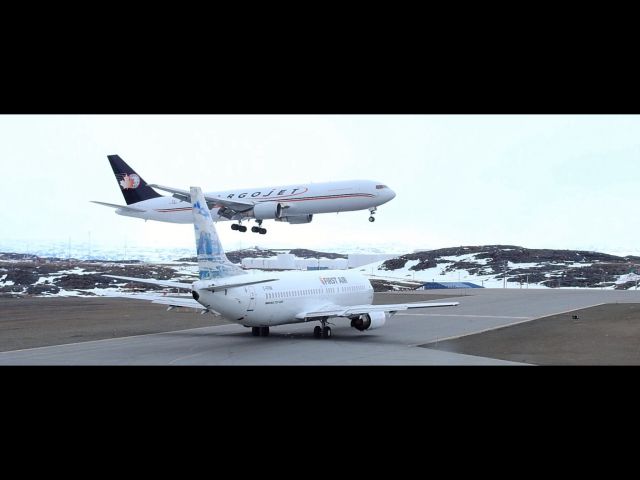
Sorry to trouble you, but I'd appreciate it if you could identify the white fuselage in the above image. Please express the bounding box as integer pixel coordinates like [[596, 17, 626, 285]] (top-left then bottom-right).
[[116, 180, 395, 223], [193, 269, 373, 327]]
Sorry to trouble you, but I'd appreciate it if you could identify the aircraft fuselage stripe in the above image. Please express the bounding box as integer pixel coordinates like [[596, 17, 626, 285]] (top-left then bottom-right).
[[153, 193, 376, 213]]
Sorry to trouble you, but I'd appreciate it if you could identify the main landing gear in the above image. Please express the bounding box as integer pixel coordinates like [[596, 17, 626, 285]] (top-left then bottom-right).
[[368, 207, 376, 223], [252, 326, 270, 337], [313, 318, 332, 339]]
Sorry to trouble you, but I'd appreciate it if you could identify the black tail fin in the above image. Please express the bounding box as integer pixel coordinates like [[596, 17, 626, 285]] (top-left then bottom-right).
[[107, 155, 162, 205]]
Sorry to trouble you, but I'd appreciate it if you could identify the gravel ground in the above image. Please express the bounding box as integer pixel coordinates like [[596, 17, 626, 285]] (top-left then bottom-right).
[[422, 303, 640, 365], [0, 292, 458, 353], [0, 297, 228, 352]]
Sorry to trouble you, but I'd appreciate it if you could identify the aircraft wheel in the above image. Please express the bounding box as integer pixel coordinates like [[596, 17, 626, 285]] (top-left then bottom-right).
[[313, 326, 322, 338], [259, 326, 270, 337], [322, 326, 332, 339], [369, 216, 375, 222], [238, 225, 247, 232], [231, 224, 239, 231], [251, 226, 260, 233], [251, 327, 260, 336], [259, 228, 267, 234]]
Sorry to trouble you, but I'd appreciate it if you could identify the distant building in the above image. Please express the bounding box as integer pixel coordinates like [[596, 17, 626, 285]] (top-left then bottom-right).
[[419, 282, 483, 290], [347, 254, 398, 268], [242, 253, 348, 270], [241, 252, 397, 271]]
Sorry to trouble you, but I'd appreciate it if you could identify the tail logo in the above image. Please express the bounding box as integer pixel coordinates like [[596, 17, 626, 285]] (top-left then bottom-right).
[[119, 173, 141, 190]]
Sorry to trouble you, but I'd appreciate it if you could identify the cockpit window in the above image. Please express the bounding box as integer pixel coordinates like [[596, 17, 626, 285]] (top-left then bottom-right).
[[376, 184, 388, 189]]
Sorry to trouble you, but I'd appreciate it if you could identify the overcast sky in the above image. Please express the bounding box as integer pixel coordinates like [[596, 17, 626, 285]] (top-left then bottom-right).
[[1, 115, 639, 256]]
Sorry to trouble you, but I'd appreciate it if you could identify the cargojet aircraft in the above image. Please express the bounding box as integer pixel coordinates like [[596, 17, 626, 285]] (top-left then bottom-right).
[[92, 155, 396, 234], [106, 187, 458, 338]]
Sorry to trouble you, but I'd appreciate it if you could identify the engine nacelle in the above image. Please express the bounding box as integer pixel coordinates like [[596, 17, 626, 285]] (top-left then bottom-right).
[[252, 202, 282, 220], [350, 311, 387, 331], [279, 214, 313, 224]]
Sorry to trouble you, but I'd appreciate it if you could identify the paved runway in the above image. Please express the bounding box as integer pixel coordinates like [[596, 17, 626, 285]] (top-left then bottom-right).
[[2, 288, 640, 365]]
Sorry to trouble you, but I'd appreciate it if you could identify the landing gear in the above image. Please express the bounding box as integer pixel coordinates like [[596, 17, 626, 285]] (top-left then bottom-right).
[[368, 207, 377, 223], [231, 223, 247, 232], [369, 216, 375, 222], [251, 220, 267, 234], [313, 318, 332, 339], [252, 326, 269, 337]]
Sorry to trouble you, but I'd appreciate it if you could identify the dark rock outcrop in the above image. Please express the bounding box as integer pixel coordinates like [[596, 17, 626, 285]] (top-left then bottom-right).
[[380, 245, 640, 288]]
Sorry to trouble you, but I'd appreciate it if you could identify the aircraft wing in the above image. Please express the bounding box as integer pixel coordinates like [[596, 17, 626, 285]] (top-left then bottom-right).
[[105, 275, 193, 290], [105, 275, 277, 292], [148, 184, 255, 213], [150, 296, 207, 310], [202, 278, 279, 292], [296, 301, 459, 320], [90, 201, 146, 213], [362, 274, 424, 285]]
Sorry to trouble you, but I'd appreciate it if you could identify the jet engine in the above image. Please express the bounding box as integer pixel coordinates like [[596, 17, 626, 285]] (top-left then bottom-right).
[[350, 311, 387, 331], [278, 214, 313, 224], [252, 202, 283, 220]]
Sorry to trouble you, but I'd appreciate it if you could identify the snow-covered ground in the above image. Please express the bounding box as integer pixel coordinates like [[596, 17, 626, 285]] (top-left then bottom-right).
[[3, 243, 640, 296], [357, 250, 633, 290]]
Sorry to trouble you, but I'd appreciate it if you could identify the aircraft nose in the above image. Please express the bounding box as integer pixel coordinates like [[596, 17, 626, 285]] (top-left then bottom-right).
[[387, 188, 396, 201]]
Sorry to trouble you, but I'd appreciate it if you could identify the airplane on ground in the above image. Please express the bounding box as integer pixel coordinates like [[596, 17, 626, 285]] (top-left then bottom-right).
[[92, 155, 396, 235], [106, 187, 458, 338]]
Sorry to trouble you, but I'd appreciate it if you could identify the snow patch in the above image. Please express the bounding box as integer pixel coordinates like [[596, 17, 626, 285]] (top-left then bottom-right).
[[35, 276, 57, 285], [507, 262, 541, 269]]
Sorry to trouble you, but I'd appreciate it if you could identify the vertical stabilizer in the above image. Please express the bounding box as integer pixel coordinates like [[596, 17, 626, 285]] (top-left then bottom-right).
[[107, 155, 162, 205], [191, 186, 246, 280]]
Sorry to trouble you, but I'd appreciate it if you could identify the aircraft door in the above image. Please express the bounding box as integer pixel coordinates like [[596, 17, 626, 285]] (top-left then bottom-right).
[[246, 286, 256, 311]]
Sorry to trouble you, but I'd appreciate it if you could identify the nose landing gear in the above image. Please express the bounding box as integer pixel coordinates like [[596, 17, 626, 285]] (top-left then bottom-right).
[[252, 326, 270, 336], [368, 207, 377, 223]]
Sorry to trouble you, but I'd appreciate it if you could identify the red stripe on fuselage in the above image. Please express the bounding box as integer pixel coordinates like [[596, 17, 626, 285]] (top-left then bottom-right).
[[153, 193, 376, 213], [258, 193, 375, 203]]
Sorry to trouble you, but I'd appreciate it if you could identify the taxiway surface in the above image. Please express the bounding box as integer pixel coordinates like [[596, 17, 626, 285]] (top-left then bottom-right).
[[2, 289, 640, 365]]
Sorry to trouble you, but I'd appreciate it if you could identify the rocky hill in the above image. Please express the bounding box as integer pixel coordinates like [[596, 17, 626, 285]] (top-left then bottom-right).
[[3, 245, 640, 297], [177, 248, 347, 264], [379, 245, 640, 289], [0, 254, 190, 296], [0, 248, 349, 297]]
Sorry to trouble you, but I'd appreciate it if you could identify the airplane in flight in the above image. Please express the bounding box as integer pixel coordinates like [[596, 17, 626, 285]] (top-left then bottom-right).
[[92, 154, 396, 234], [107, 186, 458, 338]]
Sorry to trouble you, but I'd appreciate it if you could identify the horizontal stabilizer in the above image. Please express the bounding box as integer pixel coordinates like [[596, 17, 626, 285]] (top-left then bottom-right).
[[151, 296, 206, 310], [91, 201, 146, 213], [104, 275, 193, 290]]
